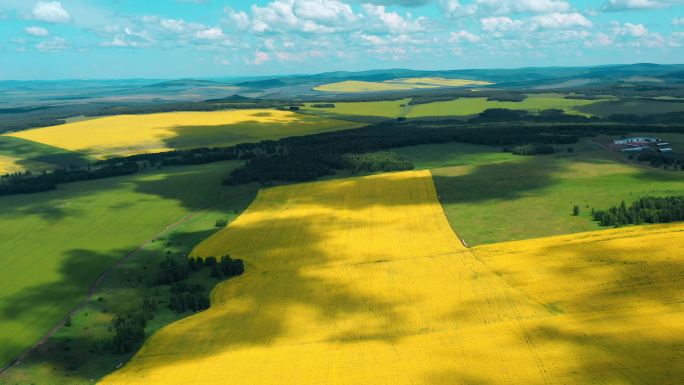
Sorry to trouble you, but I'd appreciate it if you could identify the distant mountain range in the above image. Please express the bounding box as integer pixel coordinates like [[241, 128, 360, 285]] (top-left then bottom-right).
[[1, 63, 683, 108]]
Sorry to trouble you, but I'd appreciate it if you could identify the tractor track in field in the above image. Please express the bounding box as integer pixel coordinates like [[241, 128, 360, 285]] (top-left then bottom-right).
[[0, 190, 254, 374]]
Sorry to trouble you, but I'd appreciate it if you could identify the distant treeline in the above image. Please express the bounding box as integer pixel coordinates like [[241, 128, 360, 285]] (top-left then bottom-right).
[[592, 196, 684, 227], [0, 162, 139, 196], [503, 144, 563, 156]]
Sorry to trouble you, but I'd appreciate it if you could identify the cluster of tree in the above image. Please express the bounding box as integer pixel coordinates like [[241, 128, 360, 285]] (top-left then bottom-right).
[[154, 256, 190, 285], [310, 103, 336, 108], [168, 282, 209, 313], [340, 152, 414, 174], [592, 196, 684, 227], [110, 299, 155, 354], [209, 255, 245, 280], [635, 152, 684, 169], [223, 118, 684, 185], [0, 161, 139, 196], [504, 144, 558, 156]]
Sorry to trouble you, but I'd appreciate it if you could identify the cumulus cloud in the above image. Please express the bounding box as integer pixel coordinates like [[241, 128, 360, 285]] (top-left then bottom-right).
[[441, 0, 571, 19], [530, 12, 593, 30], [601, 0, 684, 12], [224, 7, 250, 30], [36, 36, 67, 52], [612, 21, 648, 36], [585, 32, 614, 47], [32, 1, 71, 23], [194, 27, 225, 40], [25, 26, 49, 37], [449, 30, 481, 43], [362, 4, 426, 34], [480, 16, 526, 34], [673, 17, 684, 25], [250, 50, 271, 65]]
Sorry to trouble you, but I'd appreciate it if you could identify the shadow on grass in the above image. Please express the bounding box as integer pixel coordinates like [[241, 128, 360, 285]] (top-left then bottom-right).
[[0, 136, 91, 170], [432, 157, 563, 204]]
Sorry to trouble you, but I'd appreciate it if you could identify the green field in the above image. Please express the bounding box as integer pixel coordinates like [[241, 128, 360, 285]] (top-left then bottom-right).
[[431, 141, 684, 245], [301, 99, 410, 119], [405, 95, 602, 118], [577, 98, 684, 116], [395, 141, 515, 169], [0, 161, 258, 369], [0, 176, 257, 385], [0, 136, 93, 174]]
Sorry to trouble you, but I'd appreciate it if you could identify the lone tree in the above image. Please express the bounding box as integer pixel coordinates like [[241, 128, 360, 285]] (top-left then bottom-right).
[[573, 205, 580, 216]]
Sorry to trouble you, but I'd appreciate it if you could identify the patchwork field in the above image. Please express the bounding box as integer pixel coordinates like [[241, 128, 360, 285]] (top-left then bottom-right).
[[406, 95, 602, 118], [0, 161, 257, 369], [5, 109, 364, 159], [98, 170, 683, 385], [313, 78, 491, 93]]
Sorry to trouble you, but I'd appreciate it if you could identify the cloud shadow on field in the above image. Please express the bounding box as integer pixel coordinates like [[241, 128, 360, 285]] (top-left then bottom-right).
[[431, 157, 564, 204], [466, 227, 684, 384]]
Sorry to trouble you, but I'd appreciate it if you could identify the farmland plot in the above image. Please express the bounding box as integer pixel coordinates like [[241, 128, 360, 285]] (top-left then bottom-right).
[[5, 109, 363, 159], [99, 170, 684, 385]]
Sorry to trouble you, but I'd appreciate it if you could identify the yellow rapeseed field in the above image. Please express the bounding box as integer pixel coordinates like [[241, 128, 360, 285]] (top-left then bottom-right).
[[99, 171, 684, 385], [314, 78, 492, 93], [0, 155, 50, 174], [5, 109, 363, 159]]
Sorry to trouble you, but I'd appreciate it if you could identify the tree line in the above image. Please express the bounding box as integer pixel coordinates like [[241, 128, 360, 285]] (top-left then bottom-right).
[[592, 196, 684, 227], [4, 108, 684, 195]]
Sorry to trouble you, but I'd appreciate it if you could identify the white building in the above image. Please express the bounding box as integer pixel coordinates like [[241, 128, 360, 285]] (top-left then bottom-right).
[[613, 137, 661, 145]]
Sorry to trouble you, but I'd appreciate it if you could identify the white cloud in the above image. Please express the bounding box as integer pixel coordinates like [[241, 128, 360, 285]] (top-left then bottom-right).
[[195, 27, 225, 40], [25, 26, 49, 37], [585, 32, 614, 47], [530, 13, 593, 30], [475, 0, 571, 15], [250, 50, 270, 65], [612, 21, 648, 36], [480, 16, 526, 34], [32, 1, 71, 23], [440, 0, 571, 19], [439, 1, 477, 19], [673, 17, 684, 25], [160, 18, 188, 33], [449, 30, 481, 43], [601, 0, 684, 12], [362, 4, 426, 34], [36, 36, 67, 52], [224, 7, 250, 30]]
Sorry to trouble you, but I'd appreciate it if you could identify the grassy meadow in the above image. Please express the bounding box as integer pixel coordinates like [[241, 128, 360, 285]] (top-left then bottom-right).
[[405, 95, 603, 118], [5, 109, 364, 159], [313, 78, 491, 93], [301, 98, 410, 119], [0, 161, 258, 369], [431, 141, 684, 245], [99, 170, 684, 385], [577, 98, 684, 116]]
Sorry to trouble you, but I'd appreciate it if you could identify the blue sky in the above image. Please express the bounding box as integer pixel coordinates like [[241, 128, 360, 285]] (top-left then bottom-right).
[[0, 0, 682, 80]]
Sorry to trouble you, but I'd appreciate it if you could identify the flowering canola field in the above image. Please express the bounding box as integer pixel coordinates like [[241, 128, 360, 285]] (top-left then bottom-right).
[[5, 109, 362, 159], [99, 170, 684, 385]]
